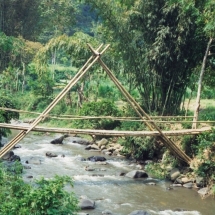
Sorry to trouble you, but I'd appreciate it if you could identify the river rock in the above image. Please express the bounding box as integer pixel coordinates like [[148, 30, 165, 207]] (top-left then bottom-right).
[[73, 139, 92, 145], [50, 135, 68, 144], [183, 182, 193, 189], [78, 198, 95, 209], [196, 176, 204, 187], [90, 144, 100, 150], [125, 170, 148, 179], [2, 151, 14, 160], [100, 145, 107, 150], [128, 210, 150, 215], [85, 145, 91, 150], [87, 156, 106, 162], [107, 147, 115, 153], [13, 145, 21, 149], [198, 187, 209, 197], [46, 152, 58, 157], [97, 138, 108, 148], [170, 168, 180, 181], [118, 172, 126, 176], [8, 154, 21, 162], [104, 151, 112, 156]]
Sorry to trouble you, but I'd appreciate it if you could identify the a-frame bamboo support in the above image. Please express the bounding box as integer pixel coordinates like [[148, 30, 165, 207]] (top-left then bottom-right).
[[0, 44, 109, 158], [0, 44, 191, 164]]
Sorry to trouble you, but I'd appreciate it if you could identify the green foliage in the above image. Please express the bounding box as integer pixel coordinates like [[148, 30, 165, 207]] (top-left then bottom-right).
[[199, 106, 215, 125], [145, 162, 168, 179], [98, 84, 119, 100], [192, 129, 215, 180], [0, 91, 19, 143], [85, 0, 206, 115], [0, 166, 79, 215], [181, 135, 198, 157], [201, 87, 215, 99], [121, 136, 156, 160], [28, 64, 54, 99], [75, 99, 122, 129]]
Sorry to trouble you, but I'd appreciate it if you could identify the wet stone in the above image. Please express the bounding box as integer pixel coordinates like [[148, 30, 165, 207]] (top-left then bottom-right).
[[183, 182, 193, 189]]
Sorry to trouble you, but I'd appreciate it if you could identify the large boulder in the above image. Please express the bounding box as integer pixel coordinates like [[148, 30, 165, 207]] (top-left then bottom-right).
[[97, 138, 108, 148], [78, 198, 95, 210], [198, 187, 209, 198], [125, 170, 148, 179], [50, 134, 68, 144], [87, 156, 106, 162], [170, 168, 180, 181], [2, 151, 14, 160]]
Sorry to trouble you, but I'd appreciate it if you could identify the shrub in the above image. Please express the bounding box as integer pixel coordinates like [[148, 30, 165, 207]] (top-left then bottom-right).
[[0, 165, 79, 215], [0, 91, 19, 145], [120, 136, 158, 160], [75, 99, 122, 129], [193, 129, 215, 180]]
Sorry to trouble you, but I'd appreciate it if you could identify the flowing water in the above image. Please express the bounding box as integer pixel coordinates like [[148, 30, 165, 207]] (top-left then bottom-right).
[[6, 129, 215, 215]]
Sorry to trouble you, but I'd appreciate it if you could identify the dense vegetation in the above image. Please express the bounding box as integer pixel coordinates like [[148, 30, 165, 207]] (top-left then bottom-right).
[[0, 0, 215, 208], [0, 164, 79, 215]]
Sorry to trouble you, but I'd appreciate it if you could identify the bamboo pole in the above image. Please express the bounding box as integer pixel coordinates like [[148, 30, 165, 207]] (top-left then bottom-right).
[[0, 44, 109, 158], [0, 107, 195, 119]]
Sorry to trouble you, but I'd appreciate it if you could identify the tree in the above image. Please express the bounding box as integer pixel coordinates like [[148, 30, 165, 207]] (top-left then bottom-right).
[[192, 0, 215, 129], [0, 0, 77, 41], [84, 0, 207, 115]]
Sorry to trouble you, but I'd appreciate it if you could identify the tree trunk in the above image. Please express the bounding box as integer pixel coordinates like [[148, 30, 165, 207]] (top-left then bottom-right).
[[192, 37, 213, 129], [22, 62, 25, 93], [51, 48, 57, 80]]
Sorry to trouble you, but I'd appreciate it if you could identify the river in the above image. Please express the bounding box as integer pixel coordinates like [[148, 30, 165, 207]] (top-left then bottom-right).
[[6, 130, 215, 215]]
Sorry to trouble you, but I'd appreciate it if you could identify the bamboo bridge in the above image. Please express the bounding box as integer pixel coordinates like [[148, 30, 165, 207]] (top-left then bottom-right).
[[0, 44, 213, 164]]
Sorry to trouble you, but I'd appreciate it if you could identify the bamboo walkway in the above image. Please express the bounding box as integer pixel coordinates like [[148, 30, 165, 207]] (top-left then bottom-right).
[[0, 123, 212, 137]]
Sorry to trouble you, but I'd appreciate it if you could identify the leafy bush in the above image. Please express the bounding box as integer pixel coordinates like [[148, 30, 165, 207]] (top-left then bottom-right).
[[75, 99, 122, 129], [0, 91, 19, 145], [145, 162, 168, 179], [199, 106, 215, 126], [0, 165, 79, 215], [193, 129, 215, 180], [27, 95, 53, 112], [120, 136, 160, 160]]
